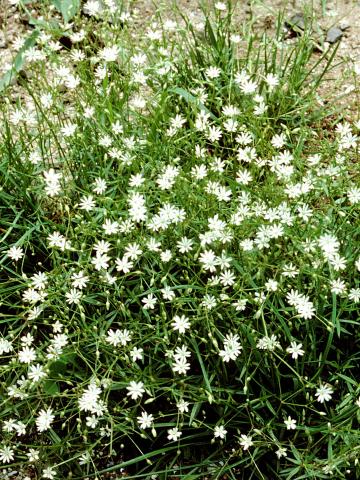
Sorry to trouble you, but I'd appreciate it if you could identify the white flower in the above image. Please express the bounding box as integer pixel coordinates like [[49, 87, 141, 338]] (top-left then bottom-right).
[[286, 342, 304, 360], [142, 293, 157, 310], [315, 384, 333, 403], [284, 416, 296, 430], [171, 315, 190, 334], [0, 337, 13, 355], [100, 45, 119, 62], [42, 466, 57, 479], [71, 271, 89, 290], [219, 269, 236, 286], [176, 237, 194, 253], [219, 333, 242, 362], [347, 187, 360, 204], [173, 345, 191, 362], [167, 427, 182, 441], [201, 294, 217, 310], [160, 250, 172, 262], [36, 408, 55, 432], [31, 272, 48, 290], [239, 434, 253, 450], [28, 364, 47, 382], [86, 416, 99, 428], [214, 425, 227, 439], [348, 288, 360, 303], [205, 66, 221, 79], [106, 329, 131, 346], [161, 286, 176, 301], [330, 279, 346, 295], [256, 335, 281, 352], [130, 347, 143, 362], [92, 177, 107, 194], [65, 289, 82, 305], [7, 245, 24, 261], [78, 383, 102, 413], [0, 445, 15, 463], [124, 242, 143, 260], [264, 73, 279, 90], [79, 195, 96, 211], [275, 446, 287, 458], [61, 123, 77, 137], [91, 253, 110, 271], [172, 357, 191, 375], [27, 448, 40, 462], [176, 399, 189, 413], [126, 381, 145, 400], [47, 231, 69, 250], [137, 411, 154, 429], [207, 126, 222, 143], [214, 2, 226, 11], [18, 347, 36, 364], [199, 249, 219, 272], [102, 219, 119, 235], [115, 256, 133, 273]]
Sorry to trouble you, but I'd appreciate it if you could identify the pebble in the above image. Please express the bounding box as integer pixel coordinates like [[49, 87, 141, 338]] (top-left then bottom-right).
[[326, 26, 343, 43], [285, 13, 305, 31]]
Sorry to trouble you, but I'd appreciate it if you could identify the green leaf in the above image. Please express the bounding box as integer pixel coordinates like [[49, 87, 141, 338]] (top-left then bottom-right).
[[0, 29, 39, 93], [43, 380, 60, 395], [52, 0, 80, 23]]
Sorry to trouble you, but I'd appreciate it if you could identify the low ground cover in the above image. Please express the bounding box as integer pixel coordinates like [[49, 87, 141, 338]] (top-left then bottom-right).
[[0, 1, 359, 479]]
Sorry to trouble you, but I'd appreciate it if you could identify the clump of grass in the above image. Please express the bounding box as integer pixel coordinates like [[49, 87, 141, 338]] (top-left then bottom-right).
[[0, 1, 360, 479]]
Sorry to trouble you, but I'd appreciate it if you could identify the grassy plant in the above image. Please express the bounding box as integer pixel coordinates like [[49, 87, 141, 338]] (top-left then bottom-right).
[[0, 1, 359, 479]]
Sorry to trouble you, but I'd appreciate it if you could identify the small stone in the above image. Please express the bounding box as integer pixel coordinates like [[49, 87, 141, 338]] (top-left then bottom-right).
[[285, 13, 306, 31], [326, 26, 343, 43], [339, 19, 350, 31]]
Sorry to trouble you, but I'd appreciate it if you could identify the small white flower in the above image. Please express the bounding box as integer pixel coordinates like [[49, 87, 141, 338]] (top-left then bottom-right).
[[214, 2, 226, 11], [100, 45, 119, 62], [0, 445, 15, 463], [27, 448, 40, 462], [205, 66, 221, 79], [106, 329, 131, 347], [126, 381, 145, 400], [284, 416, 296, 430], [137, 411, 154, 429], [65, 289, 82, 305], [176, 399, 189, 413], [275, 446, 287, 458], [18, 347, 36, 364], [219, 333, 242, 362], [130, 347, 143, 362], [286, 342, 304, 360], [36, 408, 55, 432], [142, 293, 157, 310], [92, 177, 107, 194], [42, 466, 57, 479], [315, 384, 333, 403], [167, 427, 182, 441], [239, 434, 253, 450], [214, 425, 227, 439], [171, 315, 190, 334], [79, 195, 96, 212], [7, 245, 24, 261]]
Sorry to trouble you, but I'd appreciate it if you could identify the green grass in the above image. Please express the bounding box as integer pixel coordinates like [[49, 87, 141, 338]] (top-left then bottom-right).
[[0, 1, 360, 479]]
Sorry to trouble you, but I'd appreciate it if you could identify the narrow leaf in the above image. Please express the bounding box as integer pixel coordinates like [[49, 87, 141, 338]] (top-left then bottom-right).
[[52, 0, 80, 23], [0, 30, 39, 93]]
